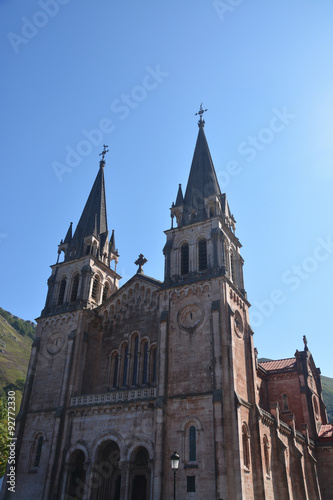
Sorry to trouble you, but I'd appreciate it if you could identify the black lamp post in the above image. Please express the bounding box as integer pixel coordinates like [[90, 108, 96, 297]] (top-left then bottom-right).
[[170, 451, 180, 500]]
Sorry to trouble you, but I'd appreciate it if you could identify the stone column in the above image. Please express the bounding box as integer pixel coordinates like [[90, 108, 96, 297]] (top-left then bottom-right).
[[119, 461, 131, 500]]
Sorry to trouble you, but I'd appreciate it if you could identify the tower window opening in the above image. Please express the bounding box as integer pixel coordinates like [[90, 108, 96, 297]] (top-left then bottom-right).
[[189, 425, 197, 462], [198, 238, 207, 271], [34, 436, 43, 467], [70, 274, 79, 303], [91, 275, 100, 301], [150, 345, 157, 384], [57, 278, 67, 305], [230, 253, 235, 283], [102, 282, 110, 302], [112, 354, 118, 389], [282, 393, 289, 411], [142, 342, 149, 385], [132, 336, 139, 386], [122, 345, 128, 387], [181, 243, 189, 275]]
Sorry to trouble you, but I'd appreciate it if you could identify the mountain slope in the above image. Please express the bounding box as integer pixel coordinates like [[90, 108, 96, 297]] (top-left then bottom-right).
[[0, 313, 34, 399]]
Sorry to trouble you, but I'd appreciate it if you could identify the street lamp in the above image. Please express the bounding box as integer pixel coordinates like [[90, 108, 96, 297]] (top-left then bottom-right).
[[170, 451, 180, 500]]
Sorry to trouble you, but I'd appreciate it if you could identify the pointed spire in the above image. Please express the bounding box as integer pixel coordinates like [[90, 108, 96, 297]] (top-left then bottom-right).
[[65, 154, 108, 261], [109, 229, 116, 253], [182, 119, 221, 225], [64, 222, 73, 244], [174, 184, 184, 207]]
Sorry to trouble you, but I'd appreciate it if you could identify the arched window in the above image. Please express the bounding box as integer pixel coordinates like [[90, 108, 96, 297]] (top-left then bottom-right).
[[70, 274, 79, 303], [111, 353, 118, 389], [57, 278, 67, 305], [198, 238, 207, 271], [142, 341, 149, 385], [34, 435, 43, 467], [102, 282, 110, 302], [91, 275, 100, 301], [132, 336, 139, 386], [242, 424, 250, 470], [282, 393, 289, 411], [230, 253, 235, 283], [181, 243, 189, 275], [189, 426, 196, 462], [263, 435, 270, 476], [150, 345, 157, 384], [122, 344, 128, 387]]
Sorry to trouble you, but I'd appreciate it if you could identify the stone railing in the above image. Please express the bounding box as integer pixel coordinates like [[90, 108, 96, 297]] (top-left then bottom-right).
[[70, 387, 156, 407]]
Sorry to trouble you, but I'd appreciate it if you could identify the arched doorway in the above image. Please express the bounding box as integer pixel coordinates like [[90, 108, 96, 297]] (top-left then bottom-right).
[[130, 447, 151, 500], [91, 440, 121, 500], [65, 449, 86, 499]]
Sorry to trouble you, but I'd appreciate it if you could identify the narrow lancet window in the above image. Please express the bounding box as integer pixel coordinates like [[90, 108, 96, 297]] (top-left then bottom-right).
[[102, 282, 110, 302], [57, 279, 67, 305], [132, 337, 139, 386], [34, 436, 43, 467], [189, 426, 196, 462], [122, 345, 128, 387], [181, 243, 189, 275], [70, 274, 79, 303], [142, 342, 148, 385], [198, 238, 207, 271], [92, 275, 100, 301], [112, 354, 118, 389]]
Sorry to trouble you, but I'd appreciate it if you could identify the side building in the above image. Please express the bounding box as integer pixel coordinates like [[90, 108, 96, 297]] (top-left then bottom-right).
[[1, 114, 332, 500]]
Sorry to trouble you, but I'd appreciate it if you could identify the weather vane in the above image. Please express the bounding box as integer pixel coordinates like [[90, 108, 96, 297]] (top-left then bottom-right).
[[99, 144, 109, 164], [195, 103, 208, 126]]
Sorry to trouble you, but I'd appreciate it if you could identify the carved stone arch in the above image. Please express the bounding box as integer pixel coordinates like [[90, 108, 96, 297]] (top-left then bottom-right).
[[182, 415, 203, 431], [126, 437, 154, 462], [194, 230, 210, 243], [91, 431, 126, 462], [65, 441, 90, 464]]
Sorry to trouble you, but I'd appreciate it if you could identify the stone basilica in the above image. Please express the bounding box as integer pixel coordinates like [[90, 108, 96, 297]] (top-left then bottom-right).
[[2, 111, 333, 500]]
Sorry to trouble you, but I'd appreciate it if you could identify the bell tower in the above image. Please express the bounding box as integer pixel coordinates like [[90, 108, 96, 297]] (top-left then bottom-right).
[[164, 106, 246, 297], [42, 145, 121, 316]]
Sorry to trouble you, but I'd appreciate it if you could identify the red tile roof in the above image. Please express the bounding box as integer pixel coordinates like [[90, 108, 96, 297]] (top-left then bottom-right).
[[318, 424, 333, 439], [259, 358, 296, 371]]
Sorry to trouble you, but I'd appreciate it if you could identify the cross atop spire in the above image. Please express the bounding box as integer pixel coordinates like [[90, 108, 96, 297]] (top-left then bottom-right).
[[195, 103, 208, 128], [135, 253, 148, 274], [99, 144, 109, 167]]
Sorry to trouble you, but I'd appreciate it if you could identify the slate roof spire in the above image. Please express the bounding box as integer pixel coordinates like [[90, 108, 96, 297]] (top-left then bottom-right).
[[64, 150, 109, 261], [182, 105, 222, 225]]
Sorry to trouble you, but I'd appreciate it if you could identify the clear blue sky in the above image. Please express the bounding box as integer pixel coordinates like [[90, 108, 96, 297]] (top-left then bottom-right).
[[1, 1, 333, 376]]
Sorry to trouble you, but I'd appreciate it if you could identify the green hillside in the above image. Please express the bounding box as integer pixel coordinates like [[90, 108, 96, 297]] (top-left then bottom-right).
[[0, 311, 35, 476], [0, 313, 34, 401]]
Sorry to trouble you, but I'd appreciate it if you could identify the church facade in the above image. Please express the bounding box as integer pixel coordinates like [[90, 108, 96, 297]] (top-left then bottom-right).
[[1, 113, 333, 499]]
